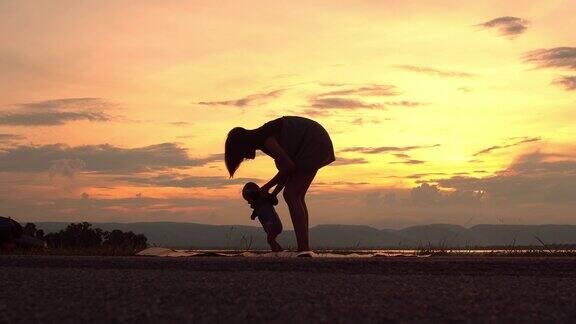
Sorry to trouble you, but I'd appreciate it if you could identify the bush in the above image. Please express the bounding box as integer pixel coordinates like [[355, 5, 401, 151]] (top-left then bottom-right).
[[43, 222, 148, 254]]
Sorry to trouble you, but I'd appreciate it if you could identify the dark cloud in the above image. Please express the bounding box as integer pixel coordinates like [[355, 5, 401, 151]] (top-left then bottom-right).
[[49, 159, 86, 179], [524, 47, 576, 70], [316, 84, 398, 97], [350, 118, 386, 126], [0, 143, 222, 174], [308, 97, 384, 110], [299, 109, 334, 117], [390, 159, 426, 165], [435, 152, 576, 204], [477, 16, 529, 38], [394, 65, 476, 78], [552, 76, 576, 91], [331, 157, 369, 166], [341, 144, 441, 154], [411, 183, 443, 206], [197, 89, 285, 107], [0, 133, 25, 142], [406, 172, 448, 179], [407, 182, 484, 207], [472, 137, 541, 157], [168, 121, 192, 126], [307, 84, 424, 112], [0, 111, 111, 126], [115, 174, 259, 188], [0, 98, 114, 126], [17, 98, 111, 110]]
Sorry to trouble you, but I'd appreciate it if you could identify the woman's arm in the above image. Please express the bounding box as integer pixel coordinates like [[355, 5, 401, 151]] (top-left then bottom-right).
[[261, 136, 295, 194], [263, 136, 295, 174], [261, 171, 282, 193], [271, 174, 288, 196], [261, 171, 288, 196]]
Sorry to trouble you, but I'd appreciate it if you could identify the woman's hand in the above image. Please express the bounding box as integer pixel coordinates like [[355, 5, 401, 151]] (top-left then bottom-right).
[[261, 182, 273, 193], [262, 172, 287, 196]]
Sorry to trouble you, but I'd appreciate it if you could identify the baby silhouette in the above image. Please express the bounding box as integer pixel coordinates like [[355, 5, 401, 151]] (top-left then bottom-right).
[[242, 182, 283, 252]]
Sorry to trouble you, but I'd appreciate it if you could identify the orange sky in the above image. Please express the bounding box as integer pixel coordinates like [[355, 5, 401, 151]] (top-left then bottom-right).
[[0, 0, 575, 228]]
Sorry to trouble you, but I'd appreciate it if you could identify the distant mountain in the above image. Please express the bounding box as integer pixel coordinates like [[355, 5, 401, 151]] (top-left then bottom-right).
[[32, 222, 576, 249]]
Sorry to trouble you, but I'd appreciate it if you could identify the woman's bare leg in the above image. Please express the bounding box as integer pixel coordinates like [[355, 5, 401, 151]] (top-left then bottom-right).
[[283, 169, 317, 251]]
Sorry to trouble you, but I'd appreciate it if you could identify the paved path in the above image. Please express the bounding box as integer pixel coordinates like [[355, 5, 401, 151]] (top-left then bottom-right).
[[2, 255, 576, 323]]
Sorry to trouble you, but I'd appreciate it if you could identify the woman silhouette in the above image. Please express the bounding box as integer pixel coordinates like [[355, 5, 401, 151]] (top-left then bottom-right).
[[225, 116, 335, 251]]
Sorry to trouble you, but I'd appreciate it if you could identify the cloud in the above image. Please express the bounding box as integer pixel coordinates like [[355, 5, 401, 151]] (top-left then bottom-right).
[[331, 157, 369, 166], [341, 144, 441, 154], [384, 101, 425, 107], [390, 159, 426, 165], [306, 84, 424, 112], [524, 47, 576, 70], [0, 133, 25, 142], [0, 98, 114, 126], [435, 151, 576, 205], [17, 98, 111, 110], [308, 97, 384, 110], [299, 109, 334, 117], [0, 111, 111, 126], [115, 174, 259, 188], [0, 195, 227, 223], [0, 143, 222, 174], [552, 76, 576, 91], [49, 159, 86, 179], [168, 121, 192, 126], [197, 89, 285, 107], [411, 183, 443, 206], [394, 65, 476, 78], [406, 172, 448, 179], [315, 84, 398, 97], [351, 118, 387, 126], [477, 16, 529, 38], [472, 137, 541, 157]]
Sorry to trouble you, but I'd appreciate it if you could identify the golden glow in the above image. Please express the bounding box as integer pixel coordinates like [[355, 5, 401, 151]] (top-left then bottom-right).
[[1, 0, 575, 226]]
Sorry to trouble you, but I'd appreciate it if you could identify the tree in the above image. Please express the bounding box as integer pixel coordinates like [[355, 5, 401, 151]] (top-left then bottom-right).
[[45, 222, 104, 248], [103, 229, 148, 250]]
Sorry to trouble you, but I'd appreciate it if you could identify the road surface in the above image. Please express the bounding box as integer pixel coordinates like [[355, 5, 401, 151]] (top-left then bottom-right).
[[1, 255, 576, 322]]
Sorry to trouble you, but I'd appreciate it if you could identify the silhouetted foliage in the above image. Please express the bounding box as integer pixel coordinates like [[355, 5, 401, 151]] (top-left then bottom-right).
[[104, 229, 147, 250], [45, 222, 104, 248], [23, 222, 45, 239], [41, 222, 148, 254]]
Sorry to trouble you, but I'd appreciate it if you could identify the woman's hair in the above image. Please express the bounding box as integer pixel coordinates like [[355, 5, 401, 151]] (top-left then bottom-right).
[[225, 127, 251, 177]]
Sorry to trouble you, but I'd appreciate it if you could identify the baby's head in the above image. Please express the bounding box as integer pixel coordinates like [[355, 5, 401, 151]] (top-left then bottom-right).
[[242, 182, 260, 202]]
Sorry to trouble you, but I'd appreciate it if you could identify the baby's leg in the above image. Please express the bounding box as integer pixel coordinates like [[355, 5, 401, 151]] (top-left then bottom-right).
[[264, 224, 283, 252]]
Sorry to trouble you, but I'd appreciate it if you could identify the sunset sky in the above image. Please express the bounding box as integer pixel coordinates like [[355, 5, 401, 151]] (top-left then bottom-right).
[[1, 0, 575, 228]]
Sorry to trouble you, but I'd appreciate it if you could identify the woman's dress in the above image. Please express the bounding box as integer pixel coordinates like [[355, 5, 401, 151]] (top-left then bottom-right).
[[253, 116, 335, 172]]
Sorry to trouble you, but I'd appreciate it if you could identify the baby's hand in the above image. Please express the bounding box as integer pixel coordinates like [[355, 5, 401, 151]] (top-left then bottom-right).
[[264, 193, 279, 206]]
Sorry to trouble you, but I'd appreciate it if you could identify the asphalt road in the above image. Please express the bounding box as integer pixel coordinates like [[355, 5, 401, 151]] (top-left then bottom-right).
[[2, 255, 576, 323]]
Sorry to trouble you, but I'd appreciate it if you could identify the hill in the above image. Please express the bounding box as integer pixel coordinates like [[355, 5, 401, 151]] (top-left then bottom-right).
[[32, 222, 576, 249]]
